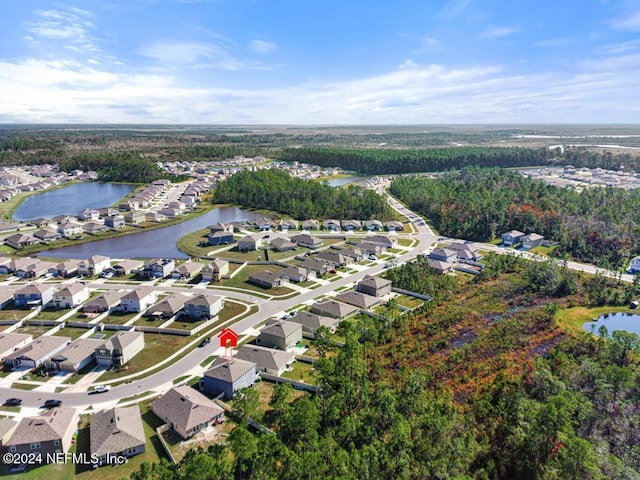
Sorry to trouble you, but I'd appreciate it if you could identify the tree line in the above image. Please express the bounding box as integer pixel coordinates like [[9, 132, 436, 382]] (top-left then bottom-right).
[[390, 167, 640, 268], [214, 168, 394, 220]]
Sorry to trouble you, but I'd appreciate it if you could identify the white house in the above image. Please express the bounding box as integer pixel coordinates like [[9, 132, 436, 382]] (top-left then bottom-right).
[[53, 283, 90, 309]]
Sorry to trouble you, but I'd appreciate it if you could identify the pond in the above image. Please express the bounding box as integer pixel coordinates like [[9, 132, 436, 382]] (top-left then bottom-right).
[[583, 312, 640, 337], [13, 182, 136, 222], [39, 206, 266, 259], [324, 176, 364, 187]]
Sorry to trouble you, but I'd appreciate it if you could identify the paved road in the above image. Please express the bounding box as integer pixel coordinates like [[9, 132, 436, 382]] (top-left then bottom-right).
[[0, 195, 437, 408]]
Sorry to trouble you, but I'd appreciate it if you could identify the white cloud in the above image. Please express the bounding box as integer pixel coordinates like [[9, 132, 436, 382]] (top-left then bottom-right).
[[611, 10, 640, 31], [248, 40, 277, 54], [479, 26, 518, 39], [138, 41, 222, 64], [25, 7, 100, 52]]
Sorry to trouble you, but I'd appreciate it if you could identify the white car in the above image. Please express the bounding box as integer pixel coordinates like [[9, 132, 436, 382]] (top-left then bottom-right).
[[93, 385, 111, 393]]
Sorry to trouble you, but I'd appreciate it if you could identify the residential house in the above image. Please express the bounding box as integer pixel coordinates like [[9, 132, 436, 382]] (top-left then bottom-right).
[[257, 218, 275, 231], [248, 270, 285, 289], [208, 223, 233, 233], [236, 345, 294, 376], [335, 291, 381, 310], [315, 251, 349, 267], [141, 258, 175, 279], [201, 259, 229, 282], [278, 266, 314, 283], [202, 357, 257, 400], [48, 338, 103, 372], [630, 256, 640, 273], [288, 311, 340, 335], [301, 219, 319, 230], [501, 230, 525, 247], [83, 291, 123, 314], [428, 248, 457, 264], [58, 222, 83, 237], [367, 235, 396, 249], [184, 293, 224, 319], [159, 207, 180, 217], [4, 407, 78, 459], [77, 209, 100, 221], [112, 259, 144, 276], [0, 286, 13, 310], [5, 336, 71, 369], [270, 237, 297, 252], [447, 242, 484, 262], [83, 221, 109, 235], [0, 333, 33, 363], [256, 319, 302, 350], [342, 219, 362, 231], [355, 241, 385, 257], [95, 331, 144, 368], [147, 293, 189, 319], [78, 255, 111, 276], [31, 217, 55, 228], [104, 215, 125, 228], [90, 406, 145, 466], [364, 220, 383, 231], [119, 199, 139, 211], [119, 287, 158, 312], [279, 219, 298, 231], [13, 284, 55, 307], [385, 221, 404, 231], [207, 231, 234, 246], [98, 208, 118, 217], [50, 259, 80, 278], [337, 247, 364, 262], [124, 211, 146, 224], [53, 283, 89, 309], [0, 418, 17, 452], [5, 233, 39, 249], [522, 233, 545, 250], [151, 387, 224, 440], [290, 234, 323, 249], [311, 299, 359, 319], [171, 261, 203, 280], [145, 212, 166, 223], [297, 258, 329, 275], [322, 219, 341, 231], [52, 214, 73, 225], [357, 275, 393, 297], [427, 258, 454, 274], [237, 236, 260, 252], [33, 229, 62, 242], [16, 261, 55, 279]]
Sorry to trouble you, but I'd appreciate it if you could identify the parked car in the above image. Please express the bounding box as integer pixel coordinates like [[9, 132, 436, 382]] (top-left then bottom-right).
[[4, 398, 22, 406], [92, 385, 111, 393], [43, 399, 62, 408], [198, 337, 211, 348]]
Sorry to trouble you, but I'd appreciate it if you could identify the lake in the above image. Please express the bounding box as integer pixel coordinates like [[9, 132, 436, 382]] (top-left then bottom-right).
[[13, 182, 136, 222], [583, 312, 640, 337], [40, 206, 266, 259]]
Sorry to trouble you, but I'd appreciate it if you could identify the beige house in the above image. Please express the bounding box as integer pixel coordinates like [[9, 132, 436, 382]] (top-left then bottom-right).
[[151, 386, 224, 440], [5, 407, 78, 460], [95, 331, 144, 368], [256, 319, 302, 351], [53, 283, 90, 309], [201, 258, 229, 282], [90, 406, 145, 466], [0, 333, 33, 363], [48, 338, 104, 372]]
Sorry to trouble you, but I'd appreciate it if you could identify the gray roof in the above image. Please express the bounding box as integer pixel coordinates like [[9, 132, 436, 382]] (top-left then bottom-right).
[[149, 293, 190, 315], [6, 407, 77, 446], [113, 259, 144, 271], [311, 299, 359, 318], [185, 292, 222, 308], [51, 338, 103, 365], [90, 406, 145, 457], [0, 333, 32, 354], [261, 319, 302, 340], [270, 237, 297, 250], [358, 275, 392, 290], [152, 387, 224, 435], [335, 291, 381, 309], [288, 311, 339, 332], [315, 251, 346, 265], [427, 258, 454, 272], [430, 247, 456, 258], [297, 258, 328, 272], [367, 235, 394, 247], [204, 357, 255, 383], [523, 233, 544, 241], [84, 291, 124, 311], [290, 233, 322, 245], [0, 417, 17, 439], [102, 331, 143, 352], [6, 336, 71, 362], [503, 230, 525, 237], [236, 345, 294, 372], [15, 283, 55, 297], [122, 286, 156, 302], [55, 283, 87, 297], [249, 270, 280, 286]]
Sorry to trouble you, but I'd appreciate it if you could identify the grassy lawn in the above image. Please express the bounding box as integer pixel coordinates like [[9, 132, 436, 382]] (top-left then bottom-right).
[[1, 447, 76, 479], [10, 382, 40, 390], [101, 311, 138, 325], [132, 314, 167, 328], [281, 361, 317, 384], [555, 305, 634, 335], [395, 294, 425, 309], [216, 247, 269, 261], [396, 237, 415, 247], [52, 327, 92, 340], [98, 333, 193, 382], [0, 305, 30, 321], [176, 227, 215, 257], [218, 300, 250, 323], [74, 404, 169, 480], [220, 264, 294, 296], [12, 324, 51, 336], [165, 316, 208, 331], [531, 245, 555, 256], [32, 307, 69, 322]]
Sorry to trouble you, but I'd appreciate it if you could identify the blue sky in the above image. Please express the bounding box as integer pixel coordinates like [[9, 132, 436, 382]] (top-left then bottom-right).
[[0, 0, 639, 124]]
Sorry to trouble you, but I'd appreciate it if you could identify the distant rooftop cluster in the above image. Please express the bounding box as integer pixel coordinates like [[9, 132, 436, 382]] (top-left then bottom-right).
[[520, 166, 640, 191]]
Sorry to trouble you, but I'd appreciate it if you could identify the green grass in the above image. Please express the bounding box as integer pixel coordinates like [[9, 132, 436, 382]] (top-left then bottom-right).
[[31, 308, 68, 322], [101, 311, 138, 325], [0, 304, 30, 321], [98, 333, 192, 382], [176, 227, 215, 257], [12, 325, 51, 336], [394, 295, 425, 309], [10, 382, 40, 390], [52, 327, 91, 340], [555, 305, 634, 335], [221, 264, 294, 296], [396, 238, 415, 247], [530, 245, 555, 256], [200, 355, 217, 368], [281, 361, 316, 384]]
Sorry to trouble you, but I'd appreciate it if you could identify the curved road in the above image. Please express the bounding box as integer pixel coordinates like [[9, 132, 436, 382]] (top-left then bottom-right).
[[0, 194, 437, 408]]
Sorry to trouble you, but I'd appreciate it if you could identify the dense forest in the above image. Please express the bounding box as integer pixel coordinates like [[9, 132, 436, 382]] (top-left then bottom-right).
[[213, 169, 394, 220], [390, 168, 640, 268], [277, 146, 550, 175], [128, 255, 640, 480]]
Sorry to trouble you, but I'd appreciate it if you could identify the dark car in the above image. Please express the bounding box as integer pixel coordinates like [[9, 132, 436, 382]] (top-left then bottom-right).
[[198, 337, 211, 348], [4, 398, 22, 406], [43, 399, 62, 408]]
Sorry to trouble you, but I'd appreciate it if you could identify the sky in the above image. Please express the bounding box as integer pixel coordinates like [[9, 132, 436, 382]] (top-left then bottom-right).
[[0, 0, 639, 124]]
